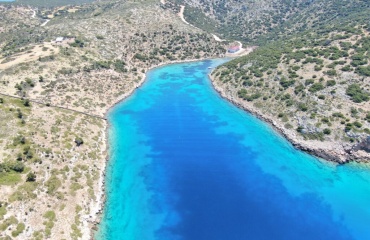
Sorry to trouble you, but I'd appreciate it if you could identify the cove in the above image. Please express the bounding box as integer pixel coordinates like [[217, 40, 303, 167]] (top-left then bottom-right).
[[97, 59, 370, 240]]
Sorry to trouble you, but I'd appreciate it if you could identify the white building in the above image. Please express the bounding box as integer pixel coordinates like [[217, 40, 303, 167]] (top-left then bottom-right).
[[55, 37, 64, 43]]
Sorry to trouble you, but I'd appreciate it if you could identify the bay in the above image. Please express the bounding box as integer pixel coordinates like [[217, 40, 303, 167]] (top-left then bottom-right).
[[97, 59, 370, 240]]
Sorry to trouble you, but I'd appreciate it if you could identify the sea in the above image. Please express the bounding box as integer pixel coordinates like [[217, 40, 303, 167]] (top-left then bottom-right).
[[96, 59, 370, 240]]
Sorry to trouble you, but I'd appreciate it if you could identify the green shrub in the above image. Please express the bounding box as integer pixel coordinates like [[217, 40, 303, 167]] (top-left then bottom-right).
[[323, 128, 331, 135], [11, 223, 25, 237], [296, 126, 304, 133], [357, 66, 370, 76], [325, 69, 337, 76], [242, 80, 253, 86], [44, 211, 56, 221], [69, 39, 84, 48], [326, 80, 336, 87], [237, 89, 248, 99], [365, 112, 370, 122], [321, 117, 330, 123], [294, 84, 305, 94], [280, 78, 295, 89], [0, 161, 25, 173], [23, 99, 30, 107], [341, 65, 351, 72], [113, 60, 127, 73], [0, 216, 18, 231], [353, 121, 362, 128], [298, 103, 308, 111], [26, 172, 36, 182], [346, 84, 369, 103], [345, 123, 352, 132], [75, 137, 84, 146], [305, 79, 315, 86], [45, 175, 61, 195], [332, 112, 345, 118], [308, 83, 324, 92]]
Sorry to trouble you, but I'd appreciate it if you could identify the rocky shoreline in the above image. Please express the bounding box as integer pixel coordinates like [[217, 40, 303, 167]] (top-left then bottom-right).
[[209, 74, 370, 164]]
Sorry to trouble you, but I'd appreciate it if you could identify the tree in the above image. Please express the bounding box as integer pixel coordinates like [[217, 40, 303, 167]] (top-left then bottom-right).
[[26, 172, 36, 182], [308, 83, 324, 93], [10, 161, 24, 172], [15, 83, 22, 91], [23, 99, 30, 107], [17, 109, 23, 119], [323, 128, 331, 135], [75, 137, 84, 146]]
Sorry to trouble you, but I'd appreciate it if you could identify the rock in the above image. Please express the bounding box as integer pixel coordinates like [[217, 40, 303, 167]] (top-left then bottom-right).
[[353, 136, 370, 153]]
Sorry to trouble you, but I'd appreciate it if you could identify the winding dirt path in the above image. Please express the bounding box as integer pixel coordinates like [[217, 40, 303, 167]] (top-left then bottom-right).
[[178, 5, 189, 25], [31, 9, 36, 18], [178, 5, 226, 44], [41, 19, 50, 26], [212, 34, 225, 42]]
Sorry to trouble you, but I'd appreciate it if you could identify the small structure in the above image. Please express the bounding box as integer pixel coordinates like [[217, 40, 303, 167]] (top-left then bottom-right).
[[55, 37, 64, 43], [228, 45, 240, 53]]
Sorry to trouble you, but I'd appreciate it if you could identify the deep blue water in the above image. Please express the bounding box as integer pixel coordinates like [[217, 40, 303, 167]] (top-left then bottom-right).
[[97, 59, 370, 240]]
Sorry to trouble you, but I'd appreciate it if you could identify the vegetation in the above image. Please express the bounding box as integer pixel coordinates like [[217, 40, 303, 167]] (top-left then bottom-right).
[[75, 137, 84, 146], [173, 0, 370, 44], [212, 20, 370, 150], [26, 172, 36, 182], [346, 84, 369, 103], [0, 1, 226, 237]]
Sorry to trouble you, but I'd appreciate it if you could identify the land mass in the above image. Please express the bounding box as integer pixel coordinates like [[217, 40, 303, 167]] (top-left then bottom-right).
[[0, 0, 226, 239], [167, 0, 370, 163]]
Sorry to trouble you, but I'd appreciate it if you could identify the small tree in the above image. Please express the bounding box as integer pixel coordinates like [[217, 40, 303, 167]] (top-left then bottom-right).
[[75, 137, 84, 146], [17, 109, 23, 119], [23, 99, 30, 107], [26, 172, 36, 182], [323, 128, 331, 135], [10, 161, 24, 172]]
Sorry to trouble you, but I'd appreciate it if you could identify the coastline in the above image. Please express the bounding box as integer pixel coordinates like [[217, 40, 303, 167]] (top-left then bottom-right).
[[91, 56, 370, 238], [93, 56, 222, 239], [208, 74, 370, 164], [82, 122, 108, 239]]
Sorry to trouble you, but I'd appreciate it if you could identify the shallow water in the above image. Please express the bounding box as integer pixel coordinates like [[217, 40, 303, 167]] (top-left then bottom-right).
[[97, 59, 370, 240]]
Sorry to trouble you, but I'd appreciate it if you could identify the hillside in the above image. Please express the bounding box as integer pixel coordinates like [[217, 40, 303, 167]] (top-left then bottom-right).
[[211, 23, 370, 162], [0, 1, 225, 239], [163, 0, 370, 162], [167, 0, 370, 43]]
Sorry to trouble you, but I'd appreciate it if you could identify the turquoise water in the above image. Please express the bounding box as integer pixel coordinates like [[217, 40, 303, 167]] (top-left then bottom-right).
[[97, 59, 370, 240]]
